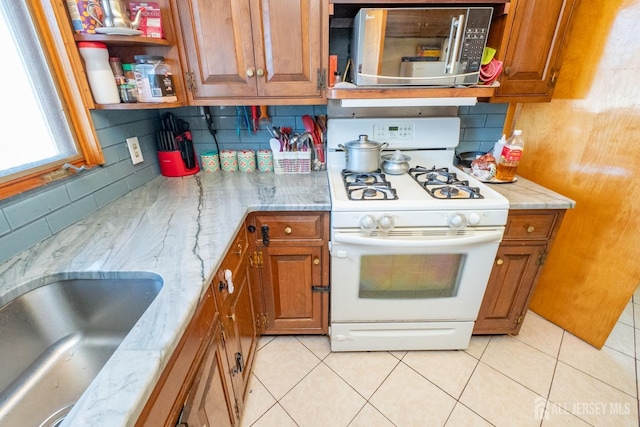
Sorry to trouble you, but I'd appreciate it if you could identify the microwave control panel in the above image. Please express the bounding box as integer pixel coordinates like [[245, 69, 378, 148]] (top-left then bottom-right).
[[461, 8, 493, 72]]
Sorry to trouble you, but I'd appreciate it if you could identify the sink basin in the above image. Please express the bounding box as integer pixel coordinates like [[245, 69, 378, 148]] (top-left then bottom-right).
[[0, 274, 163, 427]]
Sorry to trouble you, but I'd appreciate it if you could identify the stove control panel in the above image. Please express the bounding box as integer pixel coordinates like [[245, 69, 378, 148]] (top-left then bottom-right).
[[373, 123, 414, 141]]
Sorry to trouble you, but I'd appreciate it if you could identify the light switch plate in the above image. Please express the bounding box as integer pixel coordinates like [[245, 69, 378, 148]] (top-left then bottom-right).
[[126, 137, 144, 165]]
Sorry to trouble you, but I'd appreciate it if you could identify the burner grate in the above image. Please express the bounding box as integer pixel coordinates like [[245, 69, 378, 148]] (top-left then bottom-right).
[[409, 165, 484, 200], [342, 169, 398, 200]]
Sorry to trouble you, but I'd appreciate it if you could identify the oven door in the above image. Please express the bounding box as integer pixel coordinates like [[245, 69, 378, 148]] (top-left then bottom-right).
[[329, 226, 503, 323]]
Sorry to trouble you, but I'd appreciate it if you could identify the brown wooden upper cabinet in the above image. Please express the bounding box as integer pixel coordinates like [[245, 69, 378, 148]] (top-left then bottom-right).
[[174, 0, 328, 104], [491, 0, 579, 102]]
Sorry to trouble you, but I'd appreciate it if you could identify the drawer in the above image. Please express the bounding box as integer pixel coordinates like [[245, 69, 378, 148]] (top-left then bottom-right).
[[503, 211, 560, 241], [220, 226, 248, 271], [253, 213, 324, 241]]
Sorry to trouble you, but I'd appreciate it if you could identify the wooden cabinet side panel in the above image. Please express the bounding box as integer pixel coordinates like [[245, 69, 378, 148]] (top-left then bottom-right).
[[175, 0, 256, 98]]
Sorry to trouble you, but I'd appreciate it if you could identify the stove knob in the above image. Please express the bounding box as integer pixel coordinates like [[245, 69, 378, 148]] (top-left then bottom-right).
[[468, 212, 481, 225], [377, 214, 395, 232], [448, 213, 468, 229], [359, 215, 377, 232]]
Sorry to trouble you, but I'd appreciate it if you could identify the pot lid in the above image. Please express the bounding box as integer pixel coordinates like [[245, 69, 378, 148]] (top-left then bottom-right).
[[344, 134, 383, 149]]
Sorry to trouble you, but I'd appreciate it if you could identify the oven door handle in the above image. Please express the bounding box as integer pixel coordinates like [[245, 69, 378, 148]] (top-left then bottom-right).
[[332, 231, 503, 248]]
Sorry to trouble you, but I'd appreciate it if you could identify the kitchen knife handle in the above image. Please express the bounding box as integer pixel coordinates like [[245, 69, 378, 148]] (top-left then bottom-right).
[[183, 139, 196, 169], [261, 225, 270, 246]]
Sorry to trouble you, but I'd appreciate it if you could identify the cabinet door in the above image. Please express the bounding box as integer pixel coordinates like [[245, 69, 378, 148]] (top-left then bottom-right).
[[260, 245, 326, 334], [180, 321, 236, 427], [474, 244, 546, 335], [494, 0, 579, 101], [218, 255, 257, 411], [251, 0, 323, 98], [175, 0, 257, 98]]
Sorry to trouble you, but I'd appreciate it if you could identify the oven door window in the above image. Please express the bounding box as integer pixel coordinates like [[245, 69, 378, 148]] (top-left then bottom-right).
[[359, 253, 465, 299]]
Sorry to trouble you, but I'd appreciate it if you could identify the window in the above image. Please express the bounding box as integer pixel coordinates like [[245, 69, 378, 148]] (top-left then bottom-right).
[[0, 0, 104, 200]]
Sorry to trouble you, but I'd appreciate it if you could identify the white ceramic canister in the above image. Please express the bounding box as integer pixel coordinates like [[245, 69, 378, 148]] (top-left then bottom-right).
[[220, 150, 238, 172], [77, 42, 121, 104], [257, 149, 273, 172], [200, 151, 219, 172], [237, 150, 256, 172]]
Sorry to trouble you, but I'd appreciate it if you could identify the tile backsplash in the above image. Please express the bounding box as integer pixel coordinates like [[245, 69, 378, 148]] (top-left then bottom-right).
[[0, 103, 506, 264]]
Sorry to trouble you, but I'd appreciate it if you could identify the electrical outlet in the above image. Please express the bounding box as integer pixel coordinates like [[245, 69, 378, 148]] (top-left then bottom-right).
[[126, 137, 144, 165]]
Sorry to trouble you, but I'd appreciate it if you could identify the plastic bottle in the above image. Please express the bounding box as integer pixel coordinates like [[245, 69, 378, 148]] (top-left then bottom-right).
[[77, 42, 120, 104], [496, 130, 524, 181], [492, 134, 506, 159]]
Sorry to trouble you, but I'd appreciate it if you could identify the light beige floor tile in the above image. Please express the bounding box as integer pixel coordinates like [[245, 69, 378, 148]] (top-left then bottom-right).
[[444, 403, 493, 427], [403, 350, 478, 399], [240, 374, 277, 427], [389, 350, 407, 360], [541, 402, 593, 426], [465, 335, 491, 359], [258, 335, 276, 350], [515, 311, 564, 357], [296, 335, 331, 360], [252, 336, 320, 400], [604, 321, 635, 358], [634, 303, 640, 329], [618, 301, 635, 327], [460, 362, 544, 427], [481, 335, 556, 396], [324, 351, 399, 399], [280, 363, 365, 427], [549, 362, 639, 427], [559, 332, 637, 397], [369, 362, 456, 427], [251, 403, 298, 427], [348, 403, 394, 427]]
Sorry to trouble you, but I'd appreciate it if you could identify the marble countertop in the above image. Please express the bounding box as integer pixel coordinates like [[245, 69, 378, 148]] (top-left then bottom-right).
[[0, 169, 572, 426], [0, 171, 330, 427], [488, 175, 576, 209]]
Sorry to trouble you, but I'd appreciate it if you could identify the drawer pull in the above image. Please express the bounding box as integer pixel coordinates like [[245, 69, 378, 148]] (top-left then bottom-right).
[[234, 244, 242, 255], [313, 257, 320, 265], [284, 226, 292, 234], [496, 258, 504, 266], [527, 226, 536, 233]]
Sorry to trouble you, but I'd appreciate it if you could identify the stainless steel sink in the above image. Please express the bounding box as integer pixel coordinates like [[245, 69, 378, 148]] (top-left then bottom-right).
[[0, 274, 163, 427]]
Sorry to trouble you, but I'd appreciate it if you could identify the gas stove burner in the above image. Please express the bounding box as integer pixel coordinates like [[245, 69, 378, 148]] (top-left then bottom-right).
[[347, 183, 398, 201], [409, 165, 484, 200], [429, 185, 483, 200], [342, 169, 388, 185], [408, 166, 461, 185]]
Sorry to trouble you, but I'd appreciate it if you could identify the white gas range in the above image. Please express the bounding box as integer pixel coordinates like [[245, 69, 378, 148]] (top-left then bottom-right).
[[326, 116, 509, 352]]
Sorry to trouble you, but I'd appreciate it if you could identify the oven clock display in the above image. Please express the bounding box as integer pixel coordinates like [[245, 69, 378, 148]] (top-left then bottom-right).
[[373, 123, 414, 140]]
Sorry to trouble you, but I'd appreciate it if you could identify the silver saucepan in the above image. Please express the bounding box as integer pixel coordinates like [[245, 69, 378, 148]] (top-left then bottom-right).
[[338, 135, 388, 172]]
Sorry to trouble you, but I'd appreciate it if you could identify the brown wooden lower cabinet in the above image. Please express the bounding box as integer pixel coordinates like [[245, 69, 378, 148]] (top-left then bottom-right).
[[246, 212, 330, 335], [474, 209, 566, 335], [136, 225, 257, 426]]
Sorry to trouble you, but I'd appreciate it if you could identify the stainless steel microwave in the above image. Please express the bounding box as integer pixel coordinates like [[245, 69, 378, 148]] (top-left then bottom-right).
[[351, 7, 493, 87]]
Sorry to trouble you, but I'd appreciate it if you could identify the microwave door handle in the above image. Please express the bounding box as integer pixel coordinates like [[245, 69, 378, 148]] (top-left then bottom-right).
[[445, 15, 465, 74], [332, 230, 504, 248]]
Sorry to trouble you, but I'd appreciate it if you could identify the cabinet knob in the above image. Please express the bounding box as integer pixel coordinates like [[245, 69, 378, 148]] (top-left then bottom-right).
[[228, 313, 236, 322], [527, 226, 536, 233], [284, 226, 292, 234], [234, 244, 242, 255], [313, 258, 320, 265], [256, 68, 265, 77], [246, 68, 255, 77], [496, 258, 504, 266]]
